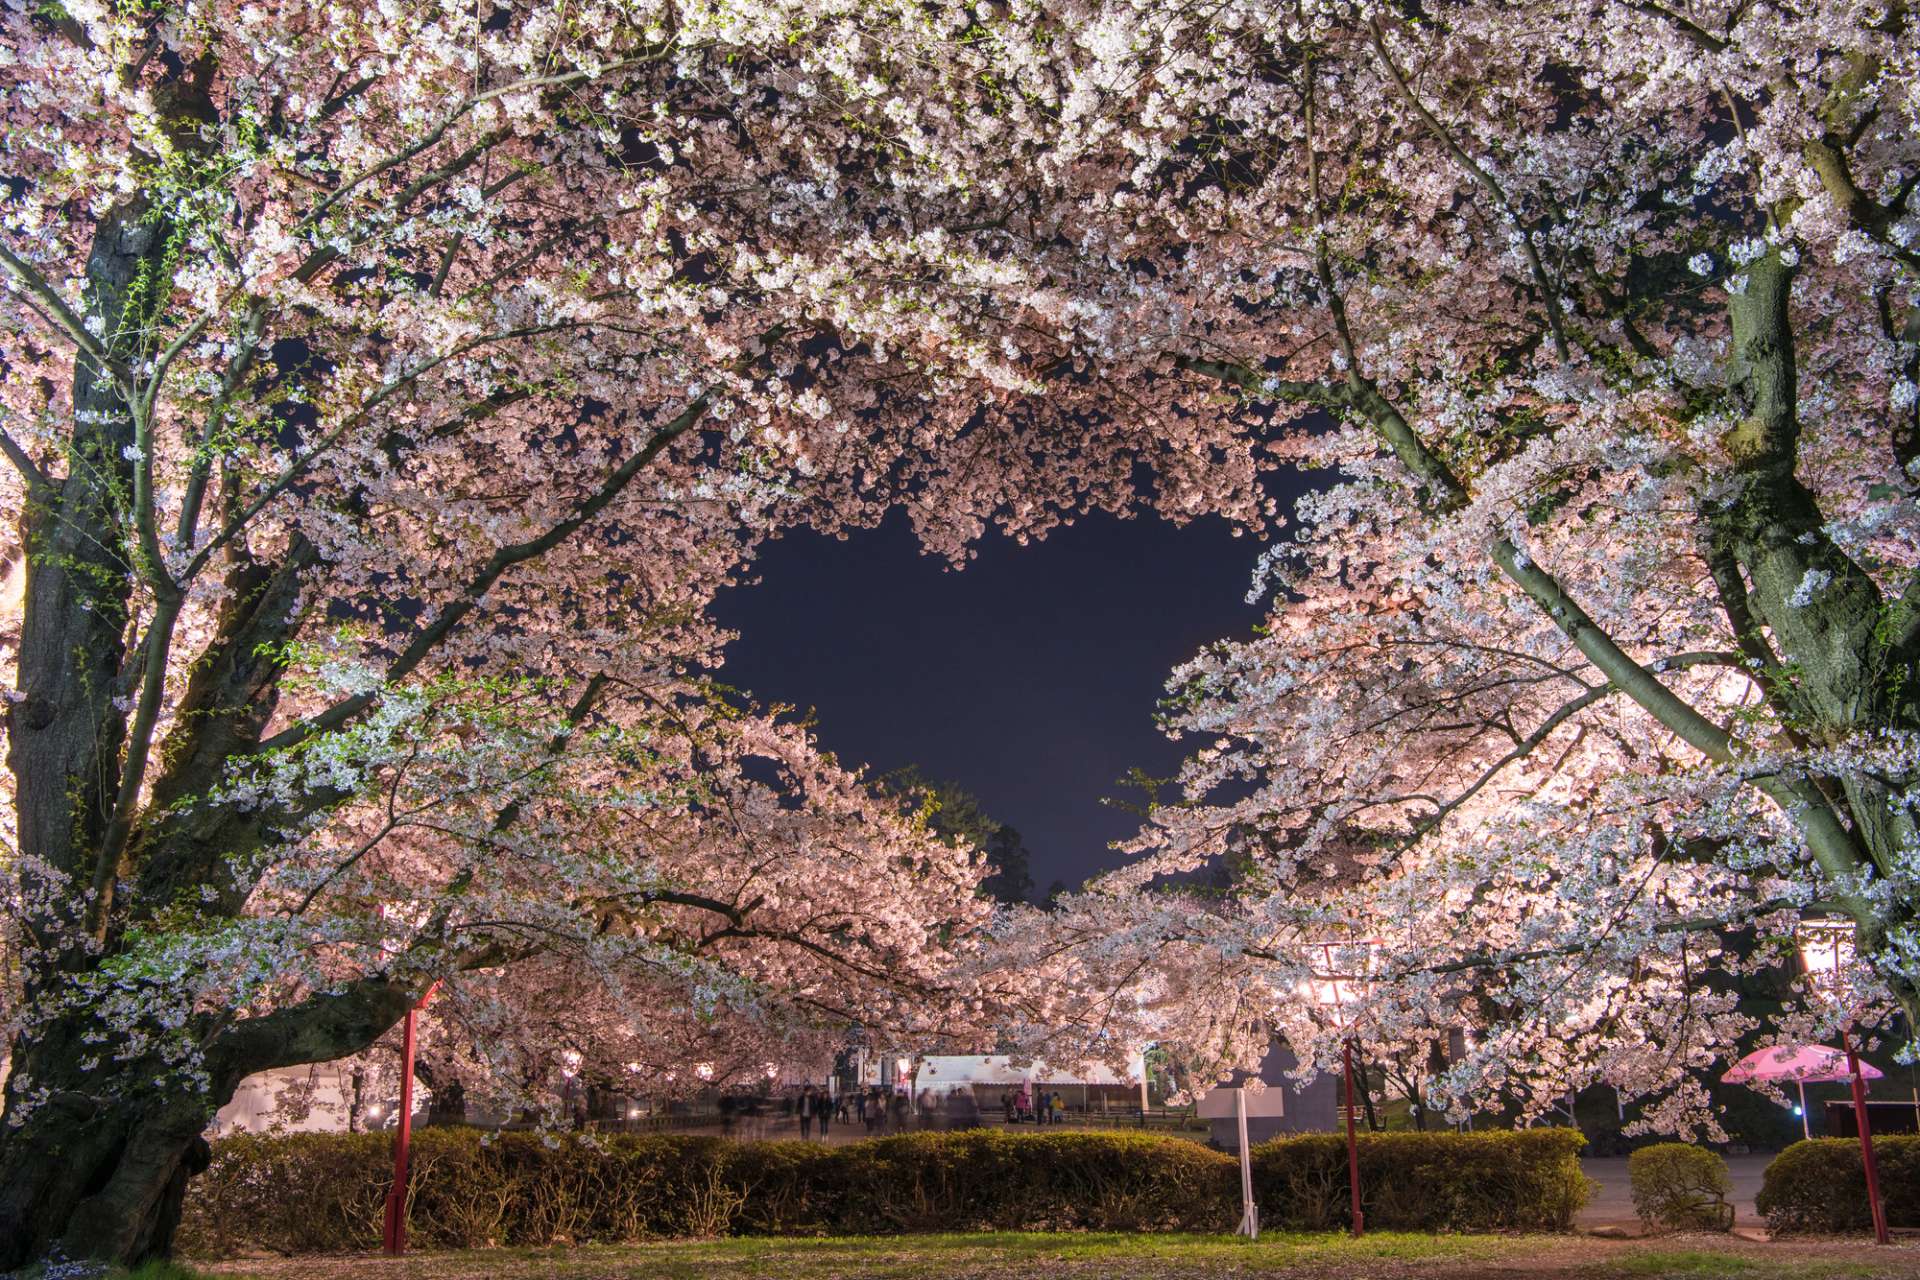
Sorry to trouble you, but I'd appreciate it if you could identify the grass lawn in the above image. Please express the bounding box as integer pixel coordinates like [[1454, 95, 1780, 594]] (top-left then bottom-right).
[[176, 1231, 1920, 1280]]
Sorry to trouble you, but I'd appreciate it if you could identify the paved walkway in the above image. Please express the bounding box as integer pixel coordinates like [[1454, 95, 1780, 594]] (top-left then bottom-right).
[[1578, 1155, 1773, 1232]]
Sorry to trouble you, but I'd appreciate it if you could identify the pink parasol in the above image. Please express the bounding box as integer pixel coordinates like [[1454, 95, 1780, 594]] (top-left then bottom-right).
[[1722, 1045, 1883, 1140], [1723, 1045, 1883, 1084]]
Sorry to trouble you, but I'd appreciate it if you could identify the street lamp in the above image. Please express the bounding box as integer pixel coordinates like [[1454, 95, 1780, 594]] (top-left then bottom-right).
[[1307, 939, 1375, 1239], [1796, 918, 1889, 1245]]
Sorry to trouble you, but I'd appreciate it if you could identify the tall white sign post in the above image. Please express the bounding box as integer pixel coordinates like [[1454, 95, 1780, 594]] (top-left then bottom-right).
[[1235, 1088, 1259, 1239], [1199, 1076, 1279, 1238]]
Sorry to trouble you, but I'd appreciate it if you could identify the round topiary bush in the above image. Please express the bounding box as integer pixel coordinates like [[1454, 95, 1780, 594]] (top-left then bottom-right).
[[1629, 1142, 1734, 1232]]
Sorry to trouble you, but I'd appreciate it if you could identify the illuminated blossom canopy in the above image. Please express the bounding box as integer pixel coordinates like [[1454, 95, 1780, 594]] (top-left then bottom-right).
[[0, 0, 1270, 1262], [1, 0, 1916, 1265], [951, 0, 1919, 1136]]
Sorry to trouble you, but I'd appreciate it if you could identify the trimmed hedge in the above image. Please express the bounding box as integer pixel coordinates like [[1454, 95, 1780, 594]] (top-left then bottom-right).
[[1757, 1137, 1920, 1235], [177, 1126, 1591, 1256], [1252, 1130, 1591, 1233]]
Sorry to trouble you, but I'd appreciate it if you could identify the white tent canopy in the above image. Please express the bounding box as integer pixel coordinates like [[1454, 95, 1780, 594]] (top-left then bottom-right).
[[912, 1053, 1145, 1091]]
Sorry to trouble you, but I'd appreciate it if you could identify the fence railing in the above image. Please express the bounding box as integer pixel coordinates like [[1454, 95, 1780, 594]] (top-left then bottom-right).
[[534, 1104, 1208, 1138], [1062, 1107, 1207, 1133]]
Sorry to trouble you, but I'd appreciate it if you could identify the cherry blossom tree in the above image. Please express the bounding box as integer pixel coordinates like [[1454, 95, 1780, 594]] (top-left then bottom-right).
[[11, 0, 1917, 1258], [946, 0, 1920, 1131], [0, 0, 1291, 1263]]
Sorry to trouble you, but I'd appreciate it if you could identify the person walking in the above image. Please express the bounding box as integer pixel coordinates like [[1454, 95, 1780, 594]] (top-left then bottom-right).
[[743, 1093, 766, 1141], [816, 1088, 833, 1140], [799, 1086, 815, 1140], [1052, 1090, 1065, 1125]]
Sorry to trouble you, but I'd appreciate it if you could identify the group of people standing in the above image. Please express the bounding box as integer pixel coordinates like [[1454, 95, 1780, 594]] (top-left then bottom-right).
[[790, 1084, 916, 1139], [1004, 1087, 1067, 1125], [718, 1082, 1074, 1141]]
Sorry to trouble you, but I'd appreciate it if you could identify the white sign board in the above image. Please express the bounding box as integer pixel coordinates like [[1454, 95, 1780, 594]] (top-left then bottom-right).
[[1195, 1085, 1286, 1119]]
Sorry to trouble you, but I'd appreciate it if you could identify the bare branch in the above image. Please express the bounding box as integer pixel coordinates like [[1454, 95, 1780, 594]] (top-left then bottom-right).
[[0, 424, 52, 497]]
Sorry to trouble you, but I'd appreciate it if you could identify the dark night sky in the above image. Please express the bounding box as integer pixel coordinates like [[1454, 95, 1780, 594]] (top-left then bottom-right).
[[711, 508, 1276, 892]]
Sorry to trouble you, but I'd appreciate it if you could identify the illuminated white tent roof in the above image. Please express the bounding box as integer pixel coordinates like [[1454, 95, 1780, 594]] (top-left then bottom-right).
[[912, 1053, 1144, 1090]]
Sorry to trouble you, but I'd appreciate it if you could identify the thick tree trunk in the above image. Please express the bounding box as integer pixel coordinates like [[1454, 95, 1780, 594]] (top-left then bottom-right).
[[0, 978, 415, 1266], [0, 1017, 224, 1268], [0, 1107, 216, 1267]]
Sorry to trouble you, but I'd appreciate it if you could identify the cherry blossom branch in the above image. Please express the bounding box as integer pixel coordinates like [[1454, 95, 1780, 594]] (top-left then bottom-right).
[[1384, 905, 1801, 980], [1171, 355, 1340, 408], [83, 593, 185, 933], [172, 304, 268, 555], [1180, 276, 1876, 919], [289, 130, 511, 285], [180, 324, 578, 581], [210, 976, 419, 1077], [85, 324, 604, 927], [1619, 0, 1730, 52], [1406, 650, 1742, 841], [292, 57, 660, 238], [1800, 30, 1920, 274], [256, 321, 789, 755], [1368, 18, 1572, 361], [1703, 541, 1786, 680], [484, 675, 610, 838], [1484, 537, 1872, 903], [0, 241, 116, 371], [253, 400, 707, 754], [1186, 185, 1858, 891]]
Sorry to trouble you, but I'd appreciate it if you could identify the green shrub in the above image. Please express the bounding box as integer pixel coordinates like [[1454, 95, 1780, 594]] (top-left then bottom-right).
[[1629, 1143, 1734, 1232], [1251, 1128, 1592, 1232], [1757, 1136, 1920, 1235], [174, 1131, 391, 1257], [177, 1125, 1590, 1256]]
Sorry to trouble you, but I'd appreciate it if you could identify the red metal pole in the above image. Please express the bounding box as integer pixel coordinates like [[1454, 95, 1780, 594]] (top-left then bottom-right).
[[382, 983, 439, 1255], [1841, 1026, 1890, 1244], [1344, 1038, 1364, 1238]]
